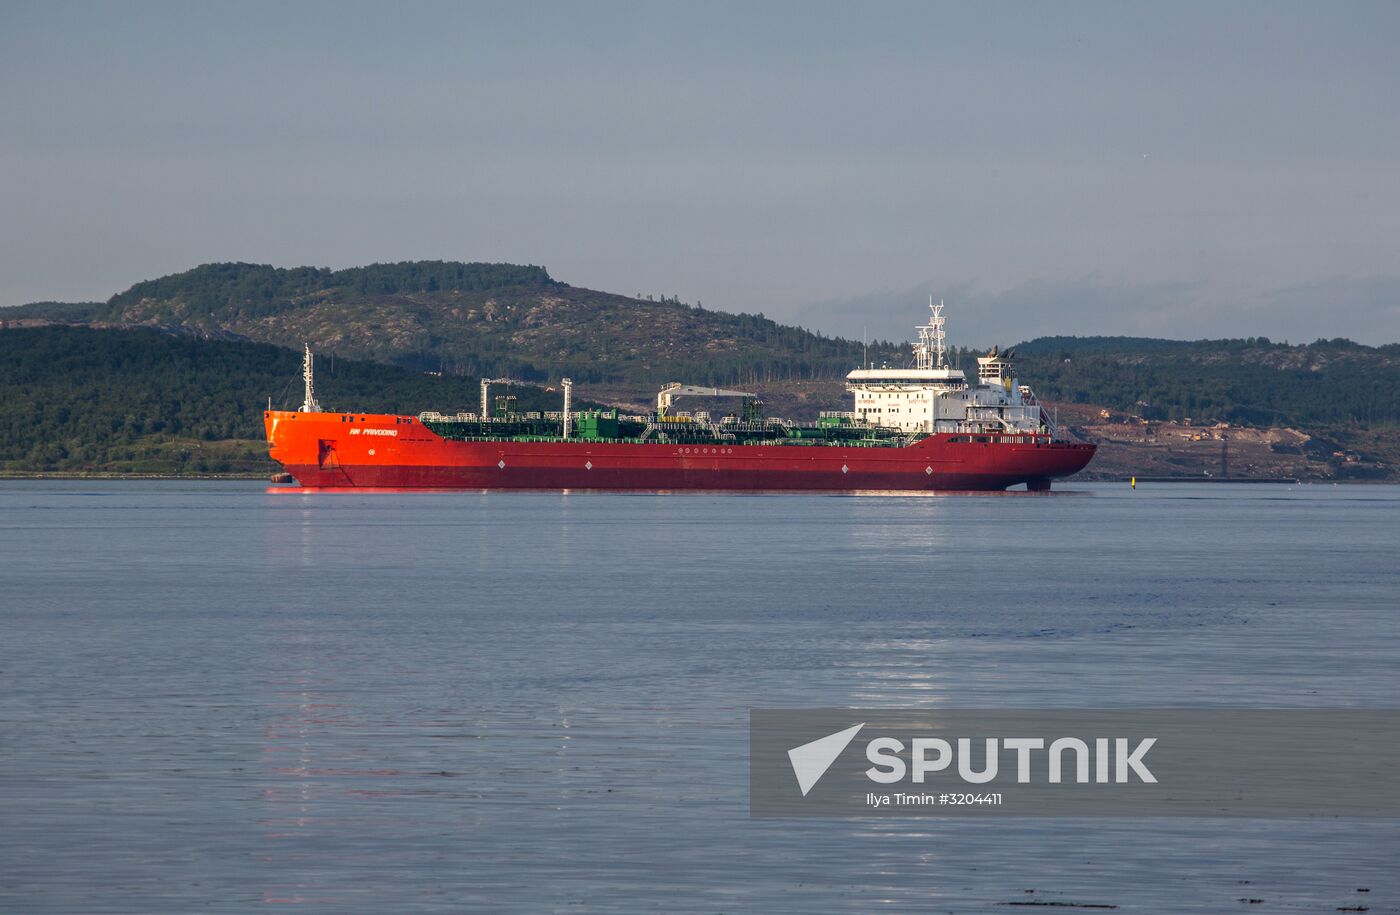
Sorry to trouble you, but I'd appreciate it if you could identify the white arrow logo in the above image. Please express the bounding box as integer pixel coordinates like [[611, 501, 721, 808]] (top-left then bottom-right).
[[787, 723, 865, 796]]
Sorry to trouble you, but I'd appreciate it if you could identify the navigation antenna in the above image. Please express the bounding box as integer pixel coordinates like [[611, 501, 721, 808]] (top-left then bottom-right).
[[300, 343, 322, 413], [931, 296, 947, 369]]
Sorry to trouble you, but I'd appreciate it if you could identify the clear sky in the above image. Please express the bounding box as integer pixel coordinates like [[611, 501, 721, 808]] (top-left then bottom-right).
[[3, 1, 1398, 345]]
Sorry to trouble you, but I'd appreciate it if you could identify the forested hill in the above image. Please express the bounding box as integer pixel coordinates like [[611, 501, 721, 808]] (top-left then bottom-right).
[[7, 260, 1400, 440], [3, 300, 104, 320], [1012, 335, 1400, 427], [23, 260, 907, 386], [106, 261, 555, 318], [0, 326, 589, 475]]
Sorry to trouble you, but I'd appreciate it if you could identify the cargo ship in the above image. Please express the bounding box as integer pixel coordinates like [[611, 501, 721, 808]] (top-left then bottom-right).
[[264, 301, 1094, 491]]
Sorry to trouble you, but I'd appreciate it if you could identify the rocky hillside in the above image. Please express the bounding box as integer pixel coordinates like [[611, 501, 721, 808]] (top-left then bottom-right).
[[65, 261, 907, 388]]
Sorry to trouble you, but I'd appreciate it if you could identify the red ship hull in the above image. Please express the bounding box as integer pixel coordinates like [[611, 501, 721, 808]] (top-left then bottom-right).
[[265, 410, 1095, 491]]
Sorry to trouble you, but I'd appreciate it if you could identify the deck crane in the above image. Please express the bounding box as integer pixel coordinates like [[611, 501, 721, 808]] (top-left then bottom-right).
[[656, 383, 757, 417], [479, 377, 562, 421]]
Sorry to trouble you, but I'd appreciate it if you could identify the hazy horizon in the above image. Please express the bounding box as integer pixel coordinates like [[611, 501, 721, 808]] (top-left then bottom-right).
[[4, 1, 1398, 345]]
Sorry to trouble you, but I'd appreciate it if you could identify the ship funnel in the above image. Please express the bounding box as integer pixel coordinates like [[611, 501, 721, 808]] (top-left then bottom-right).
[[976, 346, 1017, 391]]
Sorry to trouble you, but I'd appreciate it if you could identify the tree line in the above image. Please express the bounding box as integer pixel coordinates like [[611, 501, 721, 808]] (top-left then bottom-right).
[[0, 326, 569, 473], [104, 261, 556, 321]]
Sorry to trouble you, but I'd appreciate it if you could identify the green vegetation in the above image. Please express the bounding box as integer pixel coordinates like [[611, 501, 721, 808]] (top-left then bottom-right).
[[83, 261, 910, 384], [0, 326, 577, 475], [1, 301, 104, 320], [104, 260, 555, 321], [1014, 336, 1400, 428]]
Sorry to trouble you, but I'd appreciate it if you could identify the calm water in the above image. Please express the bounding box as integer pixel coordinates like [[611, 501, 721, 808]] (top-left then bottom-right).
[[2, 481, 1398, 913]]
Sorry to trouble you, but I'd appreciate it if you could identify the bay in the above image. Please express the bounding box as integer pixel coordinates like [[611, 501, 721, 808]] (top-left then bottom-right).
[[2, 481, 1396, 912]]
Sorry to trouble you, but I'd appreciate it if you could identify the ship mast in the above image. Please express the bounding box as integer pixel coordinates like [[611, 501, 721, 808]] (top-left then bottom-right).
[[932, 298, 947, 370], [561, 378, 573, 437], [913, 296, 948, 371], [300, 343, 322, 413]]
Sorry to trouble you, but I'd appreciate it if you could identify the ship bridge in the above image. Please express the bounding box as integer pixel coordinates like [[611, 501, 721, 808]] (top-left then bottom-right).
[[845, 300, 1052, 437]]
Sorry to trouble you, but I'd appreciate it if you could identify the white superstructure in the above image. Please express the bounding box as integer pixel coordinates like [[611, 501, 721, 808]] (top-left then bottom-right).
[[844, 299, 1054, 437]]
